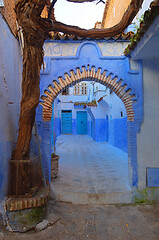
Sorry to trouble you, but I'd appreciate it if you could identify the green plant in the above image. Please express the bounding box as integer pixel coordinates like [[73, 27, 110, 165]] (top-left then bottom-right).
[[25, 206, 45, 224], [134, 14, 144, 33], [133, 188, 157, 205]]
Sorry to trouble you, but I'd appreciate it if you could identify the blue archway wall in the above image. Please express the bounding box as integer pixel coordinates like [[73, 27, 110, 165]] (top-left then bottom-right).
[[37, 40, 143, 188]]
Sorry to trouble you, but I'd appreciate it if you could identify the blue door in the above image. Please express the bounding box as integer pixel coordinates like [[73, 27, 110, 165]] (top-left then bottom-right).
[[77, 111, 87, 135], [61, 110, 72, 134]]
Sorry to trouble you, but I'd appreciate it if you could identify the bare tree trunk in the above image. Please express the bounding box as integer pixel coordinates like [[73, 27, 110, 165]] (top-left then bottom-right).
[[12, 0, 51, 160], [12, 41, 43, 160]]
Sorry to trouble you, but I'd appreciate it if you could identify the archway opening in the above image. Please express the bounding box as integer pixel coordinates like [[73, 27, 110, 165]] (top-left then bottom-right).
[[39, 66, 137, 203], [52, 80, 128, 152], [52, 80, 130, 203]]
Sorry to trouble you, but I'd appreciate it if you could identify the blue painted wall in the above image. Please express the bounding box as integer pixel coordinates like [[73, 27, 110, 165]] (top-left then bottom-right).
[[39, 39, 143, 188], [137, 59, 159, 189], [87, 108, 95, 140], [127, 121, 138, 187], [93, 119, 107, 142], [106, 115, 109, 142], [87, 120, 92, 137], [72, 119, 77, 135], [108, 117, 127, 152], [36, 105, 51, 182], [51, 110, 54, 151], [42, 121, 51, 182], [54, 117, 61, 138], [0, 16, 22, 200]]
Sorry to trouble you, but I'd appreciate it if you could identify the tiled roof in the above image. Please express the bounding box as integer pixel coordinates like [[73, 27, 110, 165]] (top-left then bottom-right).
[[124, 0, 159, 56], [51, 31, 134, 41]]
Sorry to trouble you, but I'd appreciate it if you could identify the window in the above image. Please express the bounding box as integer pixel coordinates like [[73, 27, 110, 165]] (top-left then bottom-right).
[[81, 83, 87, 95], [74, 83, 87, 95], [74, 83, 80, 95]]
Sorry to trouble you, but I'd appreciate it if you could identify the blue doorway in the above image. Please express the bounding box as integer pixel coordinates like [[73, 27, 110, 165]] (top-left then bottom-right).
[[77, 111, 87, 135], [61, 110, 72, 134]]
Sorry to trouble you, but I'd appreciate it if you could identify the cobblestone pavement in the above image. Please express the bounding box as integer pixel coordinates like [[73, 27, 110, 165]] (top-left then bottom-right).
[[55, 135, 129, 194], [53, 135, 130, 204], [0, 200, 159, 240]]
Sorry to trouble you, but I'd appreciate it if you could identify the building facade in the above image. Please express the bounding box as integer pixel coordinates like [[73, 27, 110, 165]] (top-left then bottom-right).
[[53, 80, 127, 152], [38, 32, 143, 189], [125, 0, 159, 191], [102, 0, 132, 28]]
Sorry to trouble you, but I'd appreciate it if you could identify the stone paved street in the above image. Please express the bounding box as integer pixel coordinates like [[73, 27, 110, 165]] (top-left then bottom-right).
[[52, 135, 131, 204], [0, 200, 159, 240]]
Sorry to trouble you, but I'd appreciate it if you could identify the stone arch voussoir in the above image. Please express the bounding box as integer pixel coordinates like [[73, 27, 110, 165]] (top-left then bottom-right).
[[40, 65, 135, 122]]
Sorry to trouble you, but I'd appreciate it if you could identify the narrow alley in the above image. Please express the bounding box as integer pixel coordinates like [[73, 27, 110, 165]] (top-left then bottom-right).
[[51, 135, 130, 204], [0, 0, 159, 238]]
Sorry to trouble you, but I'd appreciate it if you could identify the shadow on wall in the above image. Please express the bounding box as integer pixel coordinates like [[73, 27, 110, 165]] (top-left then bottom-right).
[[109, 117, 128, 152]]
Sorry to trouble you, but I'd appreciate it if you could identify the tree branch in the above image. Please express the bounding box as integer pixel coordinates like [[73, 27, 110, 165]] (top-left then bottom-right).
[[50, 0, 143, 37], [48, 0, 57, 18]]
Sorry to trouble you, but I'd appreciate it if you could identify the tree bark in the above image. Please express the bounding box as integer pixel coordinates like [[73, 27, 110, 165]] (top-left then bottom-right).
[[12, 0, 52, 160], [12, 41, 42, 160]]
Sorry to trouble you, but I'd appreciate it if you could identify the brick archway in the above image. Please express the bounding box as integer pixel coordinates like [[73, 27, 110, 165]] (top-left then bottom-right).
[[40, 65, 135, 122]]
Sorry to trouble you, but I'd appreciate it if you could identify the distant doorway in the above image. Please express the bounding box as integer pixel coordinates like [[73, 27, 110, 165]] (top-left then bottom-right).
[[77, 111, 87, 135], [61, 110, 72, 134]]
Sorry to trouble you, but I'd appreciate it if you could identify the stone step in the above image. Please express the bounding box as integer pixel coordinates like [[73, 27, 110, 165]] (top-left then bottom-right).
[[50, 185, 132, 204]]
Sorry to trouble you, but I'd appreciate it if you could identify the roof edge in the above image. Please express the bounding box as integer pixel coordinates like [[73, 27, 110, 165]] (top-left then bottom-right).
[[124, 0, 159, 56], [46, 31, 134, 41]]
